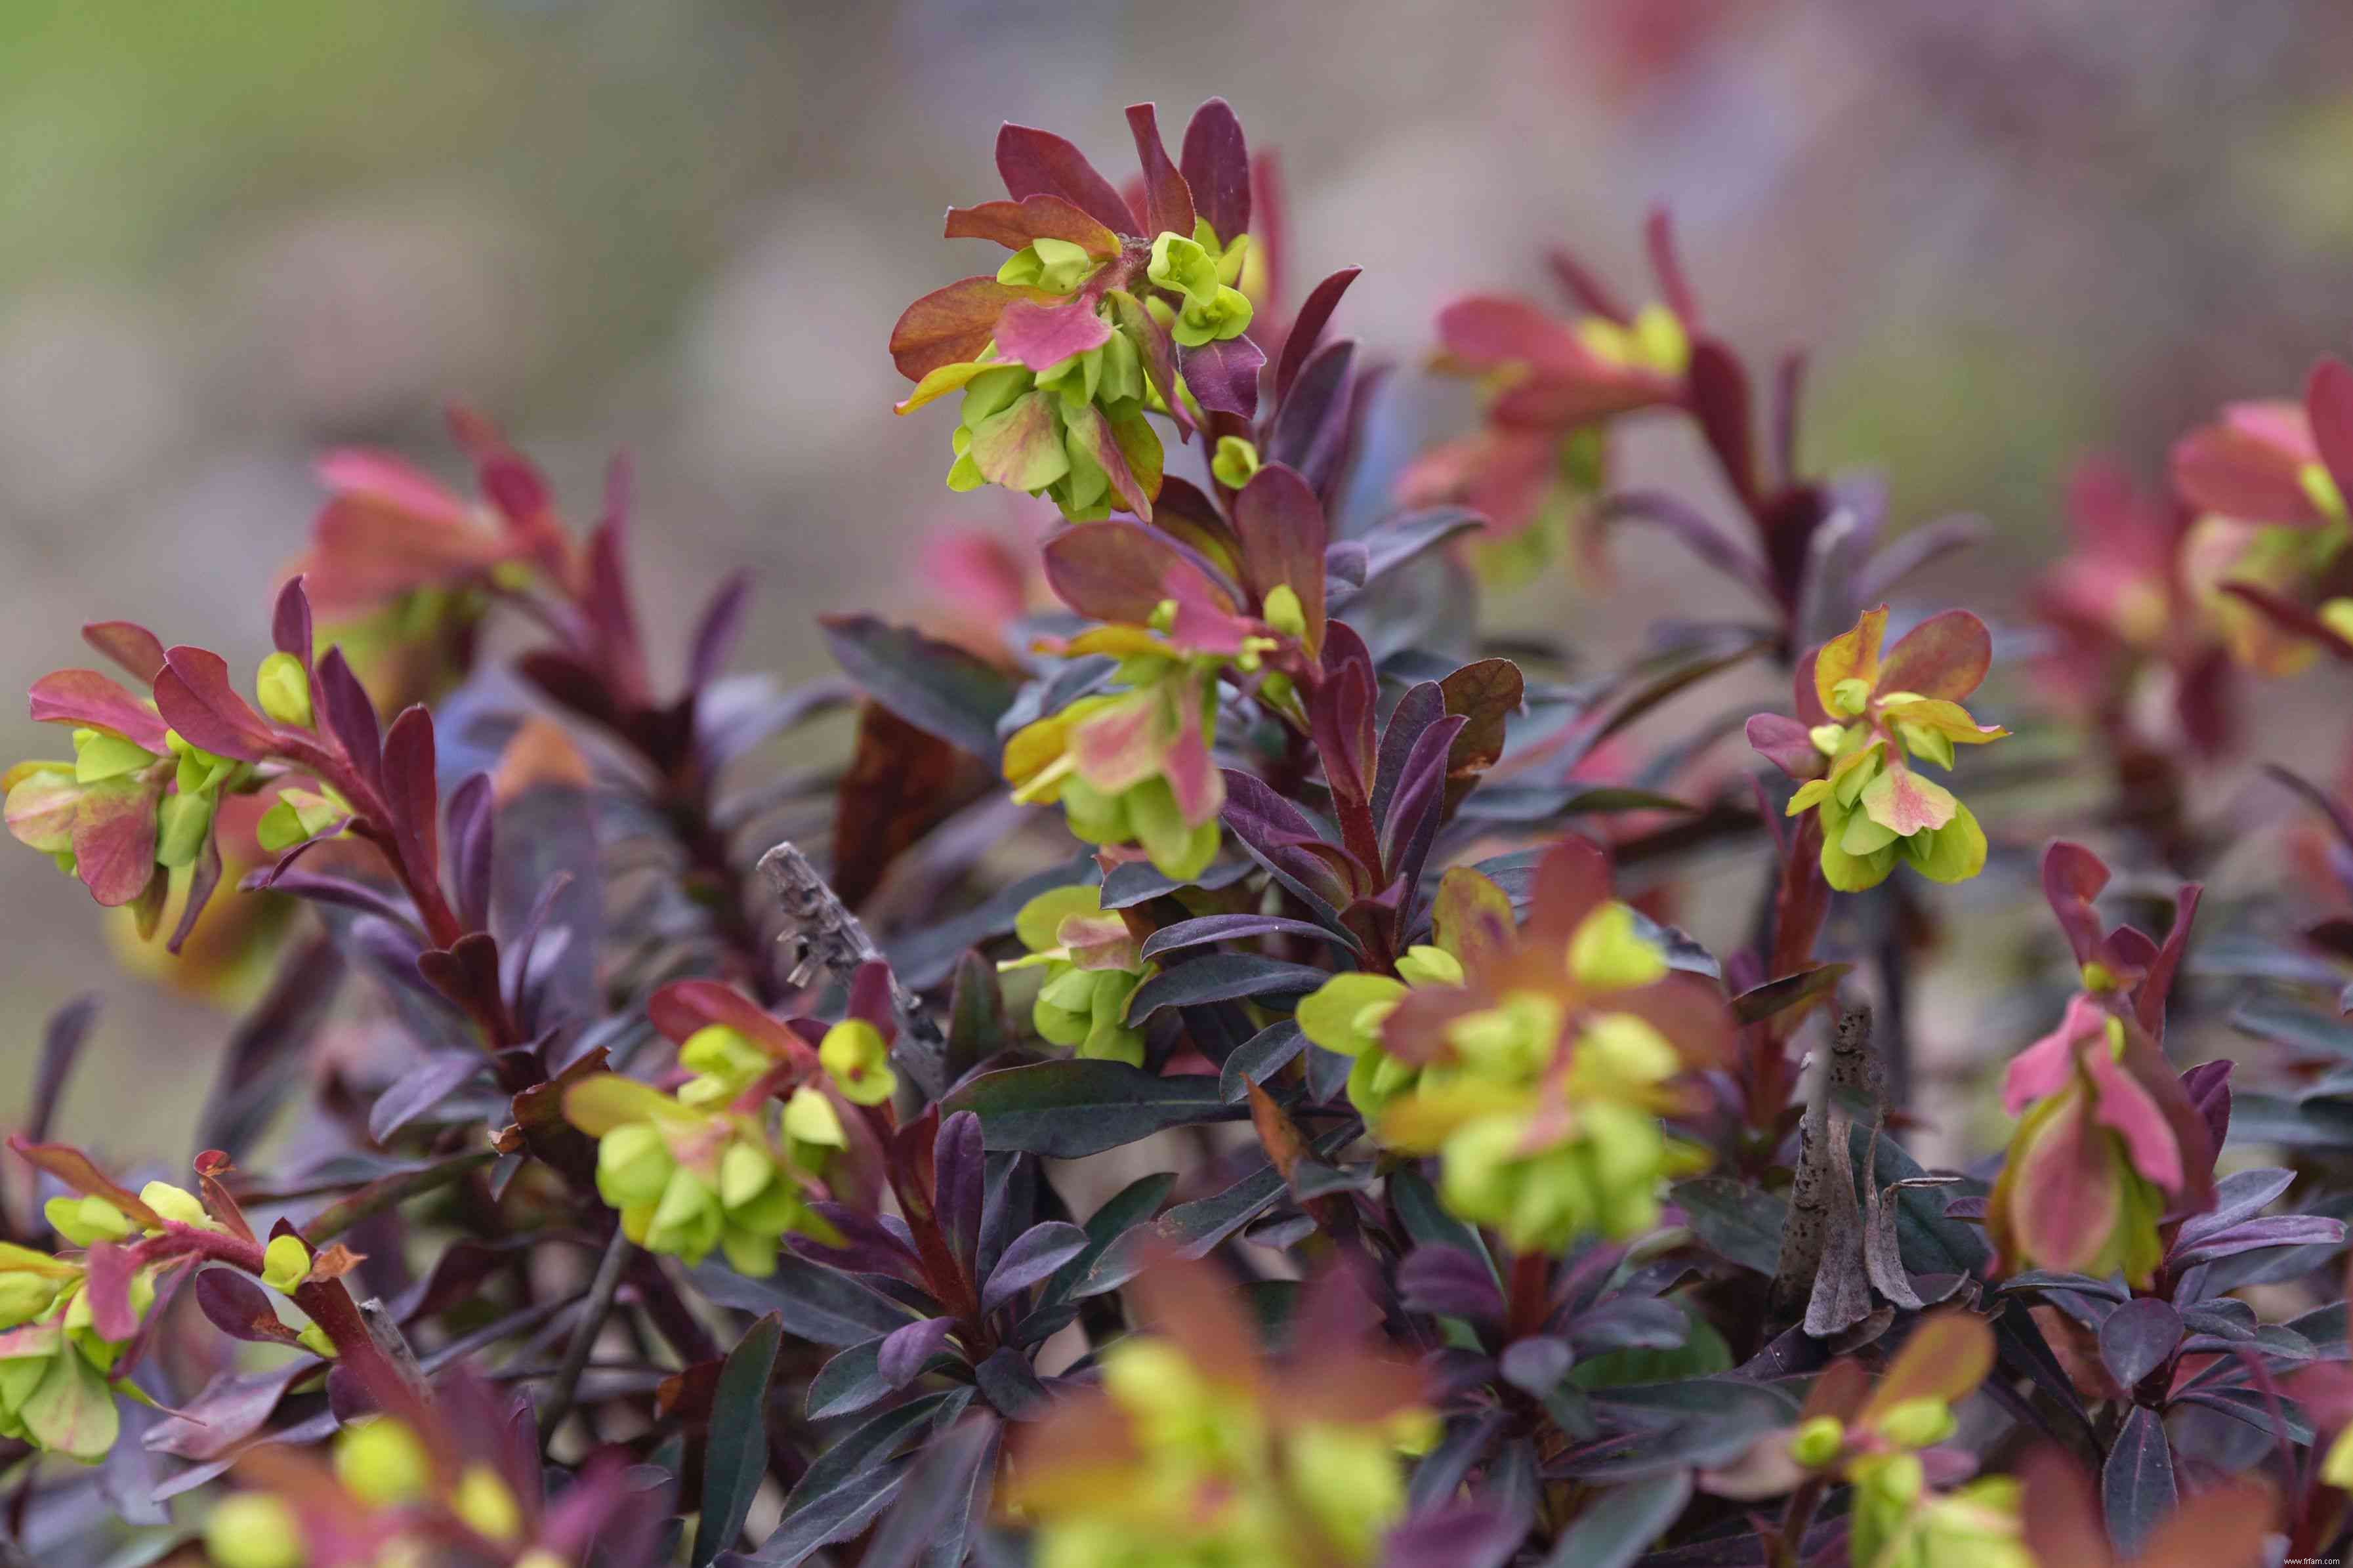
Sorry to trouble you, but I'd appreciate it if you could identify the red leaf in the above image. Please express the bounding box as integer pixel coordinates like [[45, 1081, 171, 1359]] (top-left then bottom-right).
[[1875, 609, 1993, 701], [28, 670, 171, 754], [1124, 104, 1195, 242], [943, 194, 1121, 257], [79, 623, 167, 684], [1178, 98, 1251, 245], [994, 123, 1138, 235], [154, 648, 278, 763], [1232, 463, 1328, 649], [7, 1137, 161, 1225], [71, 777, 159, 907], [1042, 521, 1235, 626]]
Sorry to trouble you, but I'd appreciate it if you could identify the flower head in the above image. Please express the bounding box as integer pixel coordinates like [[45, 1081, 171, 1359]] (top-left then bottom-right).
[[1754, 605, 2008, 893], [1000, 882, 1152, 1065], [1004, 1253, 1428, 1568], [892, 102, 1269, 522], [1324, 838, 1730, 1250]]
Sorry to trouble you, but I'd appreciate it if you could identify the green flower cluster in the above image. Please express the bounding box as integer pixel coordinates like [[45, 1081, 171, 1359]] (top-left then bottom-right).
[[943, 333, 1158, 524], [1000, 884, 1153, 1066], [1294, 943, 1465, 1119], [572, 1025, 850, 1277]]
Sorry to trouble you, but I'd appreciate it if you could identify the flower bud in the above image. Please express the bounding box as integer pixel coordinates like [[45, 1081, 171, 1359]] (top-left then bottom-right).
[[451, 1464, 523, 1544], [261, 1235, 312, 1294], [254, 652, 314, 729], [296, 1323, 337, 1359], [204, 1493, 307, 1568], [1146, 232, 1220, 300], [138, 1181, 213, 1232], [154, 790, 217, 868], [335, 1417, 434, 1507], [1875, 1396, 1957, 1451], [646, 1167, 723, 1263], [1566, 903, 1668, 991], [2322, 598, 2353, 644], [820, 1020, 898, 1106], [783, 1085, 846, 1149], [0, 1273, 59, 1329], [1789, 1414, 1845, 1469], [1211, 435, 1261, 489], [46, 1195, 132, 1247], [596, 1123, 675, 1208], [72, 728, 157, 785], [718, 1140, 777, 1214]]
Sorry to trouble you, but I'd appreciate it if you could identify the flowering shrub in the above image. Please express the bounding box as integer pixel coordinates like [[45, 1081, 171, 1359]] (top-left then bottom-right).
[[5, 93, 2352, 1568]]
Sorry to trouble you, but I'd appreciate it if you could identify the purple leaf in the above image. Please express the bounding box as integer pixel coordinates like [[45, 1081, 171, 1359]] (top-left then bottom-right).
[[1123, 104, 1194, 241], [2176, 1169, 2295, 1245], [1266, 338, 1355, 495], [156, 646, 282, 762], [687, 569, 753, 693], [1595, 491, 1774, 605], [980, 1222, 1088, 1314], [143, 1363, 314, 1460], [382, 705, 439, 890], [1178, 98, 1250, 245], [2096, 1298, 2180, 1390], [1686, 339, 1755, 505], [2183, 1060, 2233, 1157], [1379, 714, 1467, 893], [995, 123, 1136, 234], [446, 772, 495, 934], [1373, 682, 1447, 827], [165, 833, 226, 957], [1139, 913, 1357, 960], [2171, 1214, 2346, 1268], [27, 995, 96, 1144], [368, 1052, 486, 1144], [1310, 621, 1379, 806], [195, 1270, 303, 1346], [1274, 268, 1360, 405], [1398, 1245, 1505, 1323], [934, 1111, 986, 1268], [1379, 1499, 1531, 1568], [2101, 1405, 2176, 1558], [314, 647, 382, 791], [270, 576, 315, 665], [1042, 520, 1238, 627], [877, 1317, 957, 1390], [1178, 333, 1264, 419]]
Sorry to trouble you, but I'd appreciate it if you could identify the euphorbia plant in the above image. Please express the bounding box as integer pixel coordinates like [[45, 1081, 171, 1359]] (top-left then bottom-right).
[[0, 91, 2342, 1568]]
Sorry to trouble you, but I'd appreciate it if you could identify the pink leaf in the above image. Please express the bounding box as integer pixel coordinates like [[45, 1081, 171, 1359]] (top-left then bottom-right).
[[2085, 1041, 2184, 1194], [1745, 714, 1819, 781], [994, 297, 1114, 373], [1433, 295, 1582, 372], [82, 1241, 139, 1342], [2308, 357, 2353, 503], [28, 671, 170, 754], [2170, 424, 2322, 526], [2002, 995, 2104, 1115], [72, 777, 159, 907], [2009, 1088, 2123, 1274]]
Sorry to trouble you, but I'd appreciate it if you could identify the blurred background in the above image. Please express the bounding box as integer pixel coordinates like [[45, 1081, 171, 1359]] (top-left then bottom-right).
[[6, 0, 2352, 1149]]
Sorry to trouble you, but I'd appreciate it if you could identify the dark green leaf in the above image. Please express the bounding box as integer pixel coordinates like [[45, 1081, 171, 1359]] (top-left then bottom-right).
[[692, 1312, 783, 1568], [1220, 1020, 1306, 1104], [1540, 1470, 1692, 1568], [690, 1256, 911, 1346], [820, 615, 1017, 763], [1045, 1171, 1176, 1306], [942, 1061, 1238, 1157], [1671, 1178, 1786, 1275], [1123, 955, 1332, 1024]]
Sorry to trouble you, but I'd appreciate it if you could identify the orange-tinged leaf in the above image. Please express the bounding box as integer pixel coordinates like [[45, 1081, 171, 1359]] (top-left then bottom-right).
[[8, 1137, 160, 1227], [1812, 605, 1887, 716], [1875, 609, 1993, 701], [888, 276, 1025, 381], [560, 1073, 692, 1137], [943, 194, 1121, 257], [1858, 1310, 1994, 1426]]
